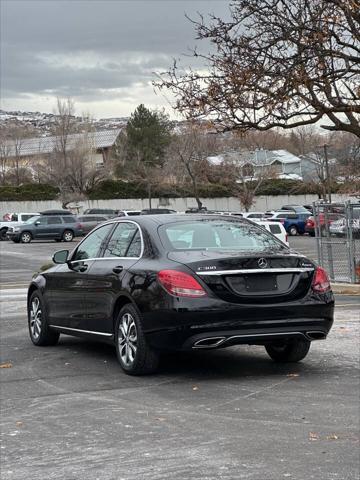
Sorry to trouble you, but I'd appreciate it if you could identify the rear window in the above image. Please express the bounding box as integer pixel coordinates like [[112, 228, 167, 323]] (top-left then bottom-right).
[[160, 219, 285, 252], [269, 224, 282, 234]]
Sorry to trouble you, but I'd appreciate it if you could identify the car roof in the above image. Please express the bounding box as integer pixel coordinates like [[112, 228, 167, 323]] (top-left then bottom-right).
[[105, 213, 250, 228]]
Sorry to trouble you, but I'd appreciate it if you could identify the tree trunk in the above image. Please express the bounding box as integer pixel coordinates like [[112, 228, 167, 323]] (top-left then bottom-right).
[[148, 182, 152, 210]]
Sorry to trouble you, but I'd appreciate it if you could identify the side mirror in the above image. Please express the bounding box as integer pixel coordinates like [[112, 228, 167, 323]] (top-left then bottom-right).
[[52, 249, 69, 264], [34, 221, 40, 226]]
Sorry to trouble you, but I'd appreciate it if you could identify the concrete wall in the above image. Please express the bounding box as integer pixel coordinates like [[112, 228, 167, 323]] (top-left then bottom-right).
[[0, 194, 353, 217]]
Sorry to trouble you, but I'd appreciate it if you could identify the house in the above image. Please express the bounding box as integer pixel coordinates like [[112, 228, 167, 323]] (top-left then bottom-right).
[[208, 149, 323, 182], [3, 128, 121, 169]]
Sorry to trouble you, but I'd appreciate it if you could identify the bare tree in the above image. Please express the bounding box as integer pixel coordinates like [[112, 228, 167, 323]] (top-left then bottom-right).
[[156, 0, 360, 137], [0, 124, 34, 185], [167, 125, 217, 209], [38, 99, 105, 208]]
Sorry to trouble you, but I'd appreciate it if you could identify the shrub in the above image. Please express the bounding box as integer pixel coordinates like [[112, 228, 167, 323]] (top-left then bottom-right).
[[0, 183, 59, 201]]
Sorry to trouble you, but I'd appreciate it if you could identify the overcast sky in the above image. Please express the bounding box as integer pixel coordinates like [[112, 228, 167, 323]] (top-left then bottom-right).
[[1, 0, 230, 118]]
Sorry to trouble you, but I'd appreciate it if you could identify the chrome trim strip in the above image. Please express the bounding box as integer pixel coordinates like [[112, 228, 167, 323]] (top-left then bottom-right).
[[227, 332, 305, 341], [192, 331, 305, 349], [197, 267, 314, 275], [49, 325, 113, 337]]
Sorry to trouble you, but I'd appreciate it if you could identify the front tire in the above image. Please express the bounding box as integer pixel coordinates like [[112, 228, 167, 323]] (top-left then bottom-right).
[[115, 304, 159, 375], [62, 230, 74, 242], [21, 231, 32, 243], [0, 228, 7, 241], [28, 291, 60, 346], [265, 339, 310, 363]]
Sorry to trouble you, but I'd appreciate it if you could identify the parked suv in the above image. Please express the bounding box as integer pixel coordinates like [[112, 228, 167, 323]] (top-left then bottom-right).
[[6, 214, 83, 243], [83, 208, 117, 217], [269, 211, 309, 236], [77, 214, 108, 235]]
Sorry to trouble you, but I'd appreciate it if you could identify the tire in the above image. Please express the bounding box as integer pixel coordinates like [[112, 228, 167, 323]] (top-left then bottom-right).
[[265, 339, 310, 363], [309, 231, 315, 237], [28, 291, 60, 346], [115, 304, 159, 375], [0, 228, 7, 241], [288, 225, 298, 236], [62, 230, 74, 242], [20, 231, 32, 243]]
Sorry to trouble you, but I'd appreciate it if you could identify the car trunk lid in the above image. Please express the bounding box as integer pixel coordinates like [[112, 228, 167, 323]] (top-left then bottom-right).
[[168, 250, 315, 303]]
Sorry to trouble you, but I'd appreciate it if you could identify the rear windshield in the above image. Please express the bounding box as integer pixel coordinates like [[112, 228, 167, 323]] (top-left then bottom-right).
[[160, 219, 286, 252]]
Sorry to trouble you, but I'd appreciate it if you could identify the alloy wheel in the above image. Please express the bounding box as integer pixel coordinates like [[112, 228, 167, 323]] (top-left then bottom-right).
[[30, 297, 42, 340], [21, 232, 32, 243], [118, 313, 138, 367], [63, 231, 73, 242]]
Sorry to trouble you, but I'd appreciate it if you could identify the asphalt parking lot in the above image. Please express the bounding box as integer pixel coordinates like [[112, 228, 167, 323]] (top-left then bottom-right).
[[0, 237, 359, 480]]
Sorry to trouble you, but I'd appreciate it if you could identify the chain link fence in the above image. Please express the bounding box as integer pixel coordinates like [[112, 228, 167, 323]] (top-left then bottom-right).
[[313, 201, 360, 283]]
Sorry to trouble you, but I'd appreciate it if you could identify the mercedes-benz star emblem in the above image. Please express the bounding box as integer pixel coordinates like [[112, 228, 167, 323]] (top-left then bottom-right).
[[258, 258, 268, 268]]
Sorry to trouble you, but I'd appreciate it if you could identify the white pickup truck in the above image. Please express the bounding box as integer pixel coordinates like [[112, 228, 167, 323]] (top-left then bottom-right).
[[0, 212, 39, 240]]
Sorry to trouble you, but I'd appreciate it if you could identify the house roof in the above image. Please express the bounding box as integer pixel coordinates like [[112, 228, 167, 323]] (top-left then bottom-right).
[[207, 149, 302, 167], [4, 128, 121, 157]]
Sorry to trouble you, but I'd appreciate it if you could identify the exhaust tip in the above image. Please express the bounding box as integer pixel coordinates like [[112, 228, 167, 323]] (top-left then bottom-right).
[[306, 331, 326, 340], [193, 336, 226, 349]]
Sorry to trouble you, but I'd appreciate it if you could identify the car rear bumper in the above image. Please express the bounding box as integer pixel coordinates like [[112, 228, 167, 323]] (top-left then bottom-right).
[[142, 296, 334, 351]]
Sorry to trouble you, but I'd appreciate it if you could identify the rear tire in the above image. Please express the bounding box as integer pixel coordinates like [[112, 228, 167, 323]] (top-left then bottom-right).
[[28, 291, 60, 346], [288, 225, 298, 236], [115, 304, 159, 375], [62, 230, 74, 242], [265, 339, 310, 363], [20, 231, 32, 243]]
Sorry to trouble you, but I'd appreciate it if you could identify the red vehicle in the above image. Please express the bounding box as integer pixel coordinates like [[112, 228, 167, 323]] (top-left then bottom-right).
[[305, 212, 344, 236]]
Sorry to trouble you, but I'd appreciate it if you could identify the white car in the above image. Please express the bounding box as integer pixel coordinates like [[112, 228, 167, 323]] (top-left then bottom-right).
[[253, 220, 289, 246], [240, 212, 267, 219], [117, 210, 141, 217], [0, 212, 40, 240]]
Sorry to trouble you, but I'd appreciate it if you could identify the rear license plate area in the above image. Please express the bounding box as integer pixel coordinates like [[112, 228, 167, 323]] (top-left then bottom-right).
[[244, 274, 278, 292]]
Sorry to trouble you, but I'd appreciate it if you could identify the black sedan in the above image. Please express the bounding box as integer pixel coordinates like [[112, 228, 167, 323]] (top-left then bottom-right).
[[27, 215, 334, 375]]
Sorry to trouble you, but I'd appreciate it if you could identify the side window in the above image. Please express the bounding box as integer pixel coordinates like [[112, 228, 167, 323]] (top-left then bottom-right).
[[126, 230, 142, 257], [104, 222, 141, 258], [72, 224, 114, 261], [36, 216, 48, 225], [48, 216, 62, 225], [63, 216, 76, 223]]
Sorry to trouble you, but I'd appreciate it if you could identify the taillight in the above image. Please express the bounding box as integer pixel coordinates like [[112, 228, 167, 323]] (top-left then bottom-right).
[[157, 270, 207, 298], [312, 267, 331, 293], [77, 223, 83, 229]]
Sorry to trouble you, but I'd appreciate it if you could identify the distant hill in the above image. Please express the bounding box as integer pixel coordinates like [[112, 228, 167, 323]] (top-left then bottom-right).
[[0, 109, 129, 136]]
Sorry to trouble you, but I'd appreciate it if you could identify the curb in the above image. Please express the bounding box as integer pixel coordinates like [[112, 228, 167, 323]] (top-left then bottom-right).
[[331, 283, 360, 295]]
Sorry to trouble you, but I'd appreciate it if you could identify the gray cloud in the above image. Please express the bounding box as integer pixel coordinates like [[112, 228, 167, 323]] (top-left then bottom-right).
[[1, 0, 229, 115]]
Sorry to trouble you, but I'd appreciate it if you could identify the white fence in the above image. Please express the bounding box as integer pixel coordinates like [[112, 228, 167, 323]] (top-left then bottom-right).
[[0, 194, 353, 216]]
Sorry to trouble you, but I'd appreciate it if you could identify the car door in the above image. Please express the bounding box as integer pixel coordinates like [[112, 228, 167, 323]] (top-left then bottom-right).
[[45, 223, 115, 329], [32, 216, 49, 239], [82, 221, 143, 334], [46, 216, 64, 238]]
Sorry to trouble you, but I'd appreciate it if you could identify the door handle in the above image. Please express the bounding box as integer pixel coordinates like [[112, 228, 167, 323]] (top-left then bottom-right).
[[113, 266, 123, 274]]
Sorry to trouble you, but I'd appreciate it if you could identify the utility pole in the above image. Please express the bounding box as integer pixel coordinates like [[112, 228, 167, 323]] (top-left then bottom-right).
[[323, 144, 332, 203]]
